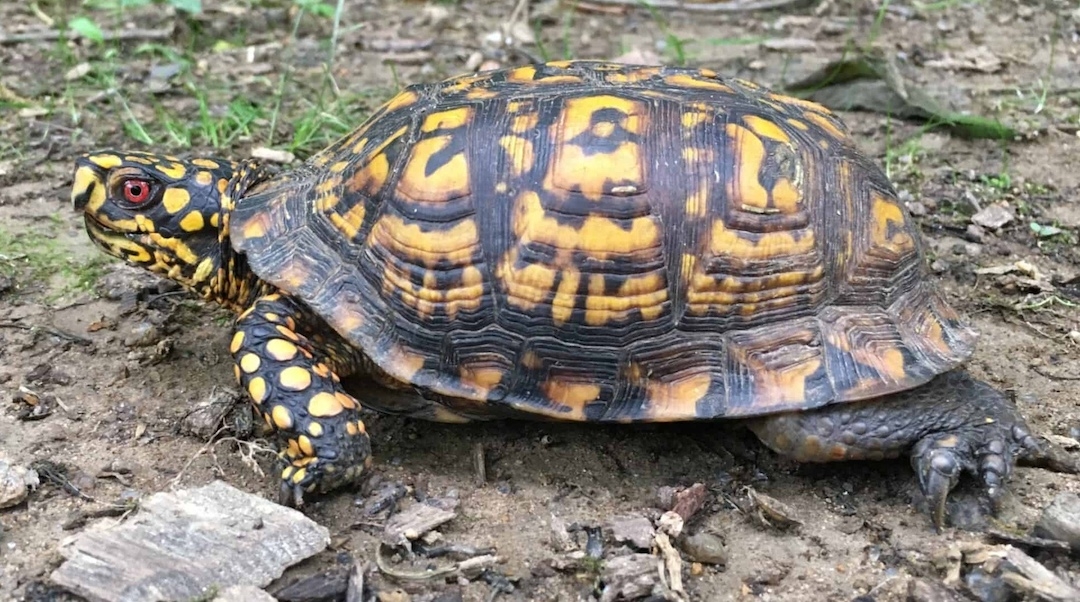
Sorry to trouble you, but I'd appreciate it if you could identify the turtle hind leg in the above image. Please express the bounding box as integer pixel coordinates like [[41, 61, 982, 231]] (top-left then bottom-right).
[[746, 370, 1071, 530]]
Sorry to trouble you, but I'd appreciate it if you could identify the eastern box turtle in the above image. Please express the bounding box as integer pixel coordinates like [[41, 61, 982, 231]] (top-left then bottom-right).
[[72, 61, 1066, 527]]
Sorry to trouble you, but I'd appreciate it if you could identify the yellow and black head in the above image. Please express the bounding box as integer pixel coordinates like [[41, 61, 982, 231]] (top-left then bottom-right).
[[71, 150, 269, 307]]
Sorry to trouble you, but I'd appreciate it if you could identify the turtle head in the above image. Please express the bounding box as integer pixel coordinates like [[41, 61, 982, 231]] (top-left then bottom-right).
[[71, 151, 270, 309]]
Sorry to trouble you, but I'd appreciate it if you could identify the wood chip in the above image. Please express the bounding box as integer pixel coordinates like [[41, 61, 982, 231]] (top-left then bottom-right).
[[250, 147, 295, 164], [50, 480, 330, 602], [381, 498, 459, 546]]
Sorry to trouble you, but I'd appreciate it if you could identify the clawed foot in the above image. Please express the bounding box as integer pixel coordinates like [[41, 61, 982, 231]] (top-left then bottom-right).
[[912, 422, 1064, 531]]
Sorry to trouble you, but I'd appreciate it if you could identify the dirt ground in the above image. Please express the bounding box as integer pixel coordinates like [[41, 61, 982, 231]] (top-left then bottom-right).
[[2, 0, 1080, 601]]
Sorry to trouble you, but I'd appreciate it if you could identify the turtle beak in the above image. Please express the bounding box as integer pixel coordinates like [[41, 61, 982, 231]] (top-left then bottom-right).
[[71, 156, 107, 212]]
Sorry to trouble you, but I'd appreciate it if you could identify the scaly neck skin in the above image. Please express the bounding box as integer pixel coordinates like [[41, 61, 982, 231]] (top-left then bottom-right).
[[208, 160, 278, 314]]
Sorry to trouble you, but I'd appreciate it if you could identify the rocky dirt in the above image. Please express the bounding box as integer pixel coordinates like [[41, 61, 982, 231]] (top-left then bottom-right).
[[1, 0, 1079, 601]]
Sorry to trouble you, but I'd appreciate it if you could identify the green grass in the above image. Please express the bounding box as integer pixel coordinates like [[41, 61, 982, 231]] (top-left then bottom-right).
[[0, 223, 109, 299]]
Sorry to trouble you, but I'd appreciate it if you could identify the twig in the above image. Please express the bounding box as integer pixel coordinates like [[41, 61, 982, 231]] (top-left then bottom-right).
[[575, 0, 816, 13], [0, 26, 173, 45], [1031, 365, 1080, 381], [0, 321, 93, 345]]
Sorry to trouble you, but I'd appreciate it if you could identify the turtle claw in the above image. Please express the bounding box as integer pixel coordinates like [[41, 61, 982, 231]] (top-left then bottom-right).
[[913, 438, 970, 531], [279, 479, 306, 509]]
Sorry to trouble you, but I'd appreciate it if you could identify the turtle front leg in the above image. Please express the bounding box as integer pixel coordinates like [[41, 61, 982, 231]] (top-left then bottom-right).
[[746, 370, 1072, 530], [231, 292, 371, 507]]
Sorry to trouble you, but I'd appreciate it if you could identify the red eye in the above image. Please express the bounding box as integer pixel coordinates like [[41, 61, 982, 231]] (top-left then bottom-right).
[[122, 179, 152, 204]]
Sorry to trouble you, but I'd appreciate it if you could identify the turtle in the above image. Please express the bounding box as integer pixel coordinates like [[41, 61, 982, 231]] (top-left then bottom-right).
[[71, 60, 1070, 528]]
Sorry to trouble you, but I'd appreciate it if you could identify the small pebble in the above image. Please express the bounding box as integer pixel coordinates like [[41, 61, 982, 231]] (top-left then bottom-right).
[[1034, 492, 1080, 549], [608, 514, 654, 550], [679, 532, 727, 565]]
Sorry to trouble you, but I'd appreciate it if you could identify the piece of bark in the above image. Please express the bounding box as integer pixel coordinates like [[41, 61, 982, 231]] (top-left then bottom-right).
[[50, 480, 330, 602], [381, 498, 459, 546]]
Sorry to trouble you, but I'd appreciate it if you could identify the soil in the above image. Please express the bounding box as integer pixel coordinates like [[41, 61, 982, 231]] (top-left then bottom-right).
[[2, 1, 1080, 601]]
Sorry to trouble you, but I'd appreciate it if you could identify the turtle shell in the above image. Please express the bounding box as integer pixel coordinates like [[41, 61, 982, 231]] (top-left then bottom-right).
[[230, 60, 977, 423]]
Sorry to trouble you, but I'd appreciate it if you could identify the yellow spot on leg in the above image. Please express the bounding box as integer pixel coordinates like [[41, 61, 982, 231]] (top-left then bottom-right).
[[230, 331, 245, 353], [298, 435, 315, 456], [248, 377, 267, 403], [266, 339, 299, 361], [279, 366, 313, 391], [308, 392, 344, 417], [308, 422, 323, 437], [272, 405, 293, 429], [240, 353, 261, 373]]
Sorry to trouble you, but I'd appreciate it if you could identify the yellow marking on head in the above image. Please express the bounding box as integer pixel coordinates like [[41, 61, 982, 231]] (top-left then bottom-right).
[[645, 372, 711, 421], [396, 136, 470, 202], [148, 233, 199, 264], [335, 391, 357, 410], [271, 405, 293, 429], [499, 136, 535, 177], [134, 214, 156, 232], [179, 211, 205, 232], [308, 392, 344, 417], [162, 188, 191, 214], [88, 154, 122, 169], [195, 171, 213, 187], [192, 158, 220, 169], [125, 155, 153, 165], [542, 380, 601, 419], [725, 123, 769, 212], [804, 111, 846, 140], [743, 115, 791, 144], [73, 166, 107, 212], [266, 339, 298, 361], [279, 366, 312, 391], [156, 162, 186, 180], [217, 178, 228, 194], [664, 73, 733, 92], [422, 107, 472, 132], [248, 377, 267, 403], [308, 421, 323, 437]]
